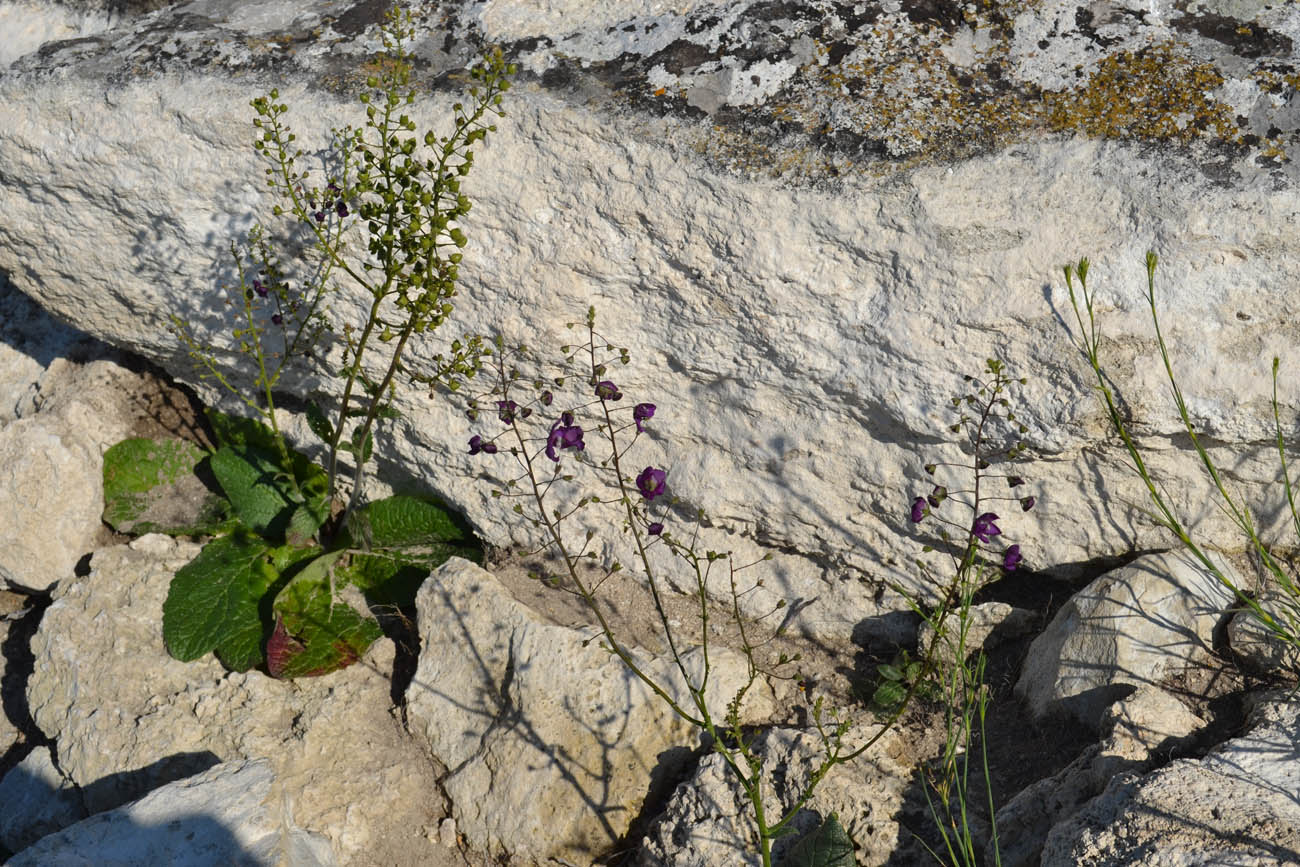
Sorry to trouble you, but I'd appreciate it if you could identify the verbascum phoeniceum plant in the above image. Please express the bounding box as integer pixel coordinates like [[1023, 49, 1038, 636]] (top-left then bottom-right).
[[899, 358, 1038, 866], [1065, 254, 1300, 653], [100, 6, 514, 678], [459, 307, 966, 867]]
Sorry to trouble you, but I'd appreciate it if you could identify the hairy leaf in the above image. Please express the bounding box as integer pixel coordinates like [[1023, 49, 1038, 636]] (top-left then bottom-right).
[[268, 551, 382, 678], [327, 495, 480, 605], [102, 437, 232, 535], [780, 814, 855, 867], [206, 409, 329, 532], [209, 445, 299, 540], [162, 528, 278, 669], [305, 402, 334, 444], [354, 494, 476, 547]]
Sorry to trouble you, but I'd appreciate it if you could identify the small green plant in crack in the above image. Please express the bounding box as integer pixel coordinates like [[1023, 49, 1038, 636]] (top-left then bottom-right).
[[100, 6, 510, 678], [867, 648, 941, 713]]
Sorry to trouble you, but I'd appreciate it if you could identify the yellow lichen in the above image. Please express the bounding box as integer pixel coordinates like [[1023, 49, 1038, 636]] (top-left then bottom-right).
[[1043, 42, 1238, 144]]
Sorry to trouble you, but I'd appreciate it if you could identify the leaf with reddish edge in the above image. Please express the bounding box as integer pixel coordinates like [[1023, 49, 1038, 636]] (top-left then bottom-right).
[[268, 551, 382, 679], [266, 616, 306, 678]]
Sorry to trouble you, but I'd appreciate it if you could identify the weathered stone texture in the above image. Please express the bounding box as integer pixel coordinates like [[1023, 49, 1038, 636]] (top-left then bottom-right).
[[406, 557, 774, 864], [4, 0, 1300, 639]]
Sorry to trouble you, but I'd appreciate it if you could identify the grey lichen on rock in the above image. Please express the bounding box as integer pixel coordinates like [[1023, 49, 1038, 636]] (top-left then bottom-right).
[[9, 0, 1300, 185]]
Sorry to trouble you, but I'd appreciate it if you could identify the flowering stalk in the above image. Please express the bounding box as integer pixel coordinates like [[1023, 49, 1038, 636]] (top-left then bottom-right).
[[902, 358, 1036, 865], [173, 6, 512, 546], [463, 308, 911, 866], [1064, 254, 1300, 645]]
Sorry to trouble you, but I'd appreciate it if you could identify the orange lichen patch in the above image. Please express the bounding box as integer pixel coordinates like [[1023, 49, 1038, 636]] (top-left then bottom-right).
[[1043, 42, 1238, 143], [1261, 137, 1290, 161]]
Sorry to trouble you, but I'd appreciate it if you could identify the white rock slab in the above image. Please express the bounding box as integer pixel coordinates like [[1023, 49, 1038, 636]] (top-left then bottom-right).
[[0, 746, 87, 853], [405, 557, 775, 865], [637, 725, 913, 867], [1041, 693, 1300, 866], [1015, 550, 1239, 727], [6, 758, 335, 867], [5, 0, 1300, 640]]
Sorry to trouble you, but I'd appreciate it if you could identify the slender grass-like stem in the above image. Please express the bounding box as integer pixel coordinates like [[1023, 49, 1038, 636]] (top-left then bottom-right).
[[1064, 257, 1292, 642]]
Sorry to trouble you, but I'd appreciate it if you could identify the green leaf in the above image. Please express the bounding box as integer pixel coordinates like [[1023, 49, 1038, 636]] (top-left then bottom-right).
[[102, 437, 232, 535], [354, 494, 476, 547], [331, 495, 480, 606], [267, 551, 383, 678], [779, 813, 855, 867], [162, 528, 278, 669], [207, 409, 328, 528], [871, 680, 906, 711], [206, 408, 282, 454], [209, 445, 300, 541], [338, 552, 429, 607], [877, 664, 904, 682], [305, 402, 334, 443]]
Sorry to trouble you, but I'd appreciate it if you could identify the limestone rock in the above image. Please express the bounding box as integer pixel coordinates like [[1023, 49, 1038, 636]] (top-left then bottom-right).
[[1016, 550, 1239, 727], [24, 534, 448, 866], [1227, 591, 1300, 676], [1041, 692, 1300, 866], [5, 0, 1300, 639], [991, 687, 1206, 867], [6, 758, 335, 867], [0, 358, 141, 591], [0, 617, 20, 758], [0, 745, 88, 853], [637, 725, 914, 867], [405, 557, 775, 865], [0, 275, 162, 591]]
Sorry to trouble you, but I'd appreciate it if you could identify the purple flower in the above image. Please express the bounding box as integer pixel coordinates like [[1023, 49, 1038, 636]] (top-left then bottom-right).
[[1021, 496, 1036, 512], [595, 380, 622, 401], [336, 200, 349, 218], [910, 496, 928, 523], [327, 181, 340, 194], [252, 278, 268, 298], [468, 435, 497, 455], [545, 419, 585, 462], [1002, 544, 1023, 571], [496, 400, 518, 425], [647, 522, 664, 536], [314, 210, 326, 223], [540, 390, 554, 406], [633, 402, 656, 432], [561, 410, 575, 426], [636, 467, 667, 501], [271, 313, 283, 326], [927, 485, 947, 508], [972, 512, 1001, 543]]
